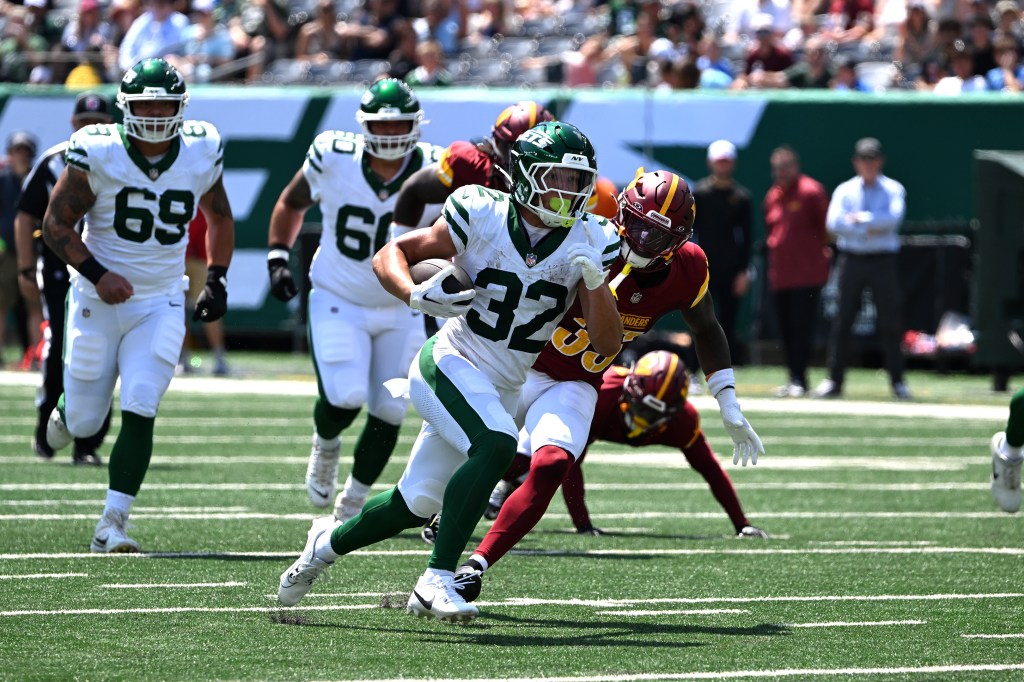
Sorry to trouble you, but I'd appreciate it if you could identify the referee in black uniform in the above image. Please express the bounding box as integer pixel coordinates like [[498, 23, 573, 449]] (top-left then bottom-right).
[[14, 92, 114, 463]]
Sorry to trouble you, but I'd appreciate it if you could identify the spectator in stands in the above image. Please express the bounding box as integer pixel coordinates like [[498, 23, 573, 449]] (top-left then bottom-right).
[[228, 0, 292, 81], [618, 11, 663, 85], [63, 0, 114, 55], [697, 34, 735, 79], [822, 0, 876, 47], [986, 35, 1024, 89], [816, 137, 910, 401], [462, 0, 507, 46], [165, 0, 236, 81], [405, 39, 453, 87], [725, 0, 794, 45], [294, 0, 350, 64], [350, 0, 407, 60], [968, 14, 998, 74], [893, 0, 936, 82], [762, 145, 830, 398], [934, 40, 988, 92], [994, 0, 1023, 48], [692, 140, 753, 364], [0, 131, 37, 368], [732, 13, 795, 88], [387, 20, 419, 80], [832, 55, 870, 89], [0, 7, 49, 83], [914, 16, 960, 86], [746, 35, 835, 88], [656, 55, 701, 89], [117, 0, 190, 72], [412, 0, 462, 56]]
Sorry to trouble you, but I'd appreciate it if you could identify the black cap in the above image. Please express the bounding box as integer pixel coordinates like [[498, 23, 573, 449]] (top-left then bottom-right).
[[73, 91, 112, 119], [7, 130, 37, 156], [854, 137, 883, 158]]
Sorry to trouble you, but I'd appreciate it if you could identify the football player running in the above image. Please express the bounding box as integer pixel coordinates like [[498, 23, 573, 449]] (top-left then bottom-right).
[[452, 168, 765, 594], [277, 121, 623, 623], [42, 58, 234, 552], [487, 349, 765, 535], [266, 79, 444, 521]]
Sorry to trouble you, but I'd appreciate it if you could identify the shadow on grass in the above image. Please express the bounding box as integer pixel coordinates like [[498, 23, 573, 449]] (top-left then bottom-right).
[[272, 609, 790, 648]]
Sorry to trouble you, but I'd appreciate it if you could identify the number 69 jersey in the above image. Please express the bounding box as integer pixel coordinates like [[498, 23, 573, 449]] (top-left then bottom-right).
[[303, 130, 443, 307], [65, 121, 223, 298], [437, 185, 620, 392]]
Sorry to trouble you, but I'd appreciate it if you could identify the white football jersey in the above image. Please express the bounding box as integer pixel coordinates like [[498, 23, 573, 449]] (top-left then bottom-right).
[[65, 121, 223, 298], [303, 131, 443, 307], [437, 185, 620, 391]]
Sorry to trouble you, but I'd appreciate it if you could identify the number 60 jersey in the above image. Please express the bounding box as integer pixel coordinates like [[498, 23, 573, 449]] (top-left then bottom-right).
[[65, 121, 223, 298]]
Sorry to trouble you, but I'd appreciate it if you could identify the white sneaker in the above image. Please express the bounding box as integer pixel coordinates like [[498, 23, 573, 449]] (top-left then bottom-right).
[[305, 435, 340, 508], [90, 509, 141, 553], [278, 516, 336, 606], [332, 491, 366, 522], [46, 408, 73, 453], [406, 571, 479, 623], [484, 480, 516, 520], [990, 432, 1022, 513], [737, 525, 769, 539]]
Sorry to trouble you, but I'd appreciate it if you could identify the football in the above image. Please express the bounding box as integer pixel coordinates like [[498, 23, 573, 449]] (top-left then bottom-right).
[[409, 258, 474, 295]]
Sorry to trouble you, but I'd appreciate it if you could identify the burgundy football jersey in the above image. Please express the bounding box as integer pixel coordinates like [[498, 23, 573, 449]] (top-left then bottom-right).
[[532, 241, 710, 389], [589, 367, 703, 448], [435, 140, 494, 190]]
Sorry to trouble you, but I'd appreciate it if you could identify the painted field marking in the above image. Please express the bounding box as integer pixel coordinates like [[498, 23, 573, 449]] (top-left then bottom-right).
[[0, 482, 991, 492], [0, 511, 1013, 522], [595, 609, 749, 616], [962, 633, 1024, 639], [780, 620, 927, 628], [0, 573, 87, 580], [99, 582, 248, 589], [339, 663, 1024, 682]]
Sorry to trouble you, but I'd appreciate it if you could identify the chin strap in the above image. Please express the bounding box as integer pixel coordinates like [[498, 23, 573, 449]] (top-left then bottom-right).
[[608, 263, 632, 300]]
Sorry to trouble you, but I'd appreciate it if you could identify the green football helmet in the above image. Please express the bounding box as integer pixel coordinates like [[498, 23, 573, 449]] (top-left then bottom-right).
[[510, 121, 598, 229], [355, 78, 424, 160], [117, 58, 188, 143]]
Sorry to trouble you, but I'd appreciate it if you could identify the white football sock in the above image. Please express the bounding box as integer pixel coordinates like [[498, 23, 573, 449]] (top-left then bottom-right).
[[342, 475, 371, 500], [313, 527, 339, 563], [104, 490, 134, 515], [316, 434, 340, 451]]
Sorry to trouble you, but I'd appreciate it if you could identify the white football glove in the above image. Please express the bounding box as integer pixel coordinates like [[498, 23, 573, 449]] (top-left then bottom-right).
[[408, 264, 476, 318], [719, 399, 763, 466], [567, 242, 607, 290]]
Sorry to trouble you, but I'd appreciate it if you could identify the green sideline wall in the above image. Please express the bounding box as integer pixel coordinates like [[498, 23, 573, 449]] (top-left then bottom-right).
[[2, 86, 1020, 334]]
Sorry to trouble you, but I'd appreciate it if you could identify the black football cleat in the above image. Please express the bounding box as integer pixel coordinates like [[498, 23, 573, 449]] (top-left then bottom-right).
[[72, 449, 103, 467], [452, 559, 485, 603]]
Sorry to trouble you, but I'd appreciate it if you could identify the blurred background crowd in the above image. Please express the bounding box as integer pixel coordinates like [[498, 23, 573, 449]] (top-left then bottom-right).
[[0, 0, 1023, 92]]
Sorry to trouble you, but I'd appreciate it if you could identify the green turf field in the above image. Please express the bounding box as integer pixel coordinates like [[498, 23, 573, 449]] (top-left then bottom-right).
[[0, 360, 1021, 682]]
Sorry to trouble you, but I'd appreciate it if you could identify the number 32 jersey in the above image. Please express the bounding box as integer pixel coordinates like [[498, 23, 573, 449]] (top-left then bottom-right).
[[437, 185, 620, 392], [65, 121, 223, 298], [303, 130, 443, 307]]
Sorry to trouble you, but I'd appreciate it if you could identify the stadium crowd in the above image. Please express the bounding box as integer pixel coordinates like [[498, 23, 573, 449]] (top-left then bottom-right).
[[0, 0, 1022, 91]]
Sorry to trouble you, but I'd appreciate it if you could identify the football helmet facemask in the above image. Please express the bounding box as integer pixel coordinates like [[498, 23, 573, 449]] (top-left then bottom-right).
[[510, 121, 598, 229], [117, 58, 189, 143], [355, 78, 424, 160], [617, 168, 696, 271], [620, 350, 689, 440]]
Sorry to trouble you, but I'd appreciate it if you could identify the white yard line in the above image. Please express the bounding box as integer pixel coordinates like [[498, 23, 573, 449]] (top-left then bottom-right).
[[99, 582, 247, 589], [0, 370, 1009, 419], [595, 609, 749, 616], [334, 664, 1024, 682], [1, 549, 1022, 562], [0, 511, 1014, 522], [491, 593, 1024, 607], [961, 633, 1024, 639], [0, 573, 87, 580], [780, 620, 927, 628]]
